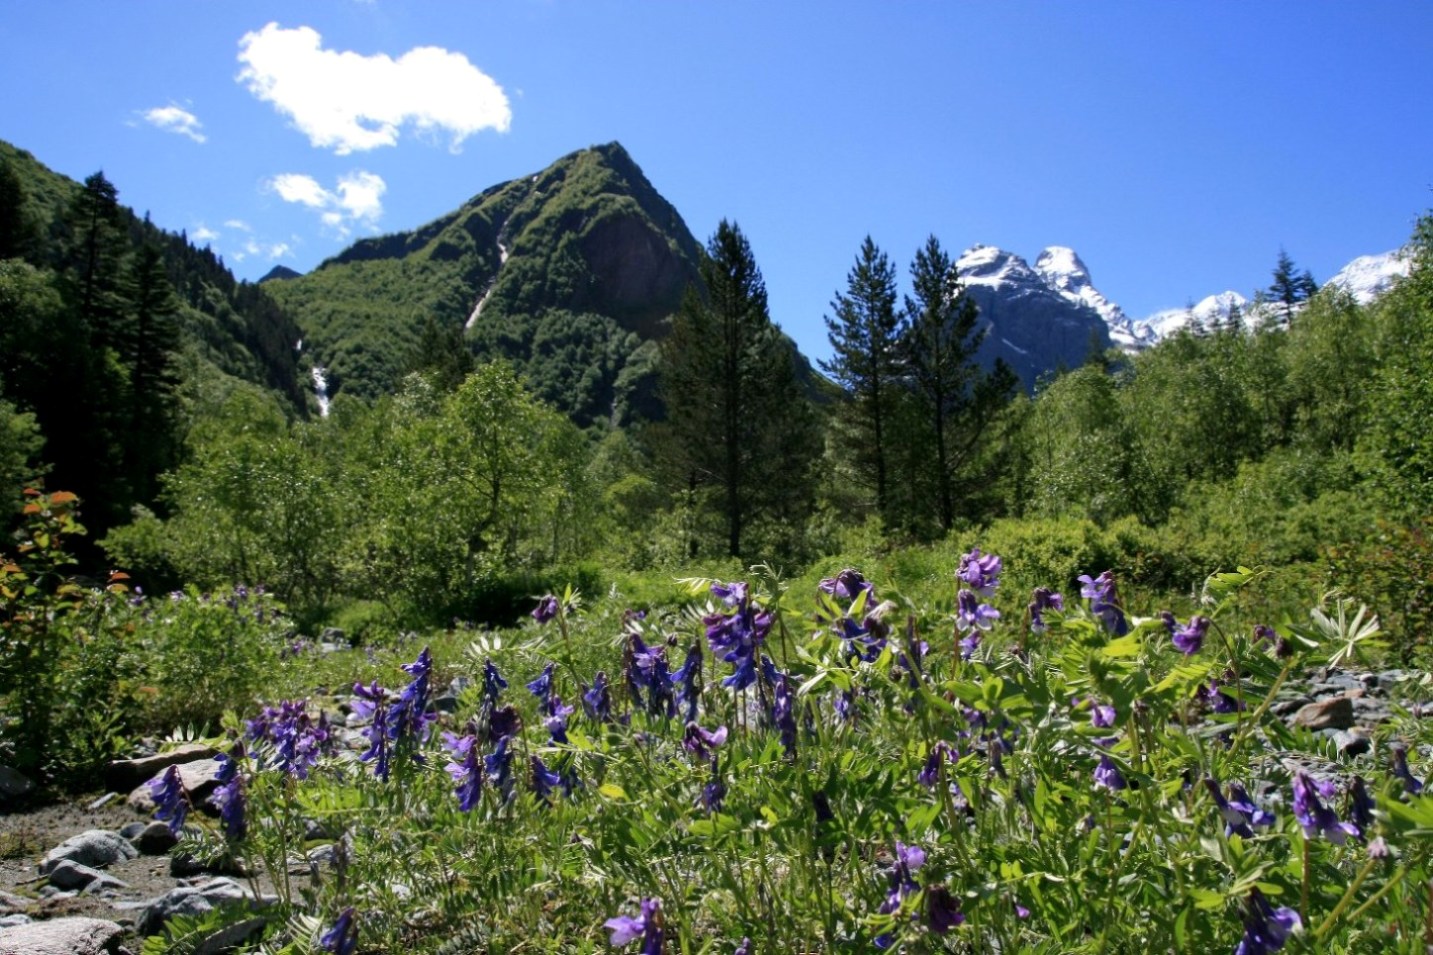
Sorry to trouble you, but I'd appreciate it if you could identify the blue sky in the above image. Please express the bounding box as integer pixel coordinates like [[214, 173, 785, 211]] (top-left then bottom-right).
[[4, 2, 1431, 362]]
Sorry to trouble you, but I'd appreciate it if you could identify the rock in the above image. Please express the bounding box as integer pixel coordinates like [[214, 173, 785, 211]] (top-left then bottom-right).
[[1269, 696, 1312, 717], [0, 766, 35, 805], [127, 758, 224, 814], [430, 694, 459, 714], [1291, 696, 1355, 731], [118, 822, 146, 841], [137, 877, 274, 937], [1331, 729, 1372, 758], [38, 830, 138, 876], [0, 916, 125, 955], [45, 860, 128, 892], [131, 821, 179, 855], [106, 742, 218, 792], [320, 627, 346, 645], [0, 916, 28, 929], [0, 891, 29, 915]]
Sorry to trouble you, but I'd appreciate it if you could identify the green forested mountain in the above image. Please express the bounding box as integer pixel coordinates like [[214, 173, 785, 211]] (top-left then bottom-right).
[[0, 139, 305, 533], [267, 142, 710, 426]]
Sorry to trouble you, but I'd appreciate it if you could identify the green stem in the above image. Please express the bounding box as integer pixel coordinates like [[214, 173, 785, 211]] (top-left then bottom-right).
[[1301, 837, 1311, 924]]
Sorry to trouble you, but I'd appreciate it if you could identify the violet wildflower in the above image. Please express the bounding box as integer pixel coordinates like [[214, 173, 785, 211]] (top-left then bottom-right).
[[149, 765, 188, 836], [319, 907, 358, 955], [245, 699, 330, 779], [209, 751, 247, 840], [1392, 746, 1424, 795], [772, 671, 797, 758], [836, 610, 891, 663], [670, 643, 704, 722], [633, 641, 676, 718], [487, 704, 521, 743], [1094, 753, 1127, 791], [875, 841, 926, 948], [1164, 614, 1209, 655], [544, 698, 574, 744], [1203, 680, 1244, 714], [1233, 889, 1300, 955], [925, 882, 965, 934], [485, 734, 515, 801], [482, 659, 508, 705], [833, 687, 858, 724], [1292, 771, 1358, 844], [1078, 571, 1128, 635], [704, 580, 772, 692], [919, 741, 955, 788], [958, 628, 982, 661], [389, 646, 436, 744], [955, 589, 999, 633], [819, 568, 875, 601], [1090, 701, 1117, 728], [1028, 587, 1064, 632], [531, 755, 562, 801], [682, 721, 729, 763], [1347, 776, 1375, 837], [957, 547, 1002, 596], [605, 897, 664, 954], [532, 594, 559, 624], [582, 671, 612, 723], [526, 662, 556, 702], [700, 759, 726, 814], [733, 938, 752, 955], [1205, 778, 1273, 838], [352, 681, 392, 781], [442, 732, 484, 812]]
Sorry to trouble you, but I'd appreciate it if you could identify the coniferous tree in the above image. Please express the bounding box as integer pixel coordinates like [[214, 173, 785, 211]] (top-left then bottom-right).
[[902, 235, 1016, 533], [0, 157, 34, 261], [122, 242, 183, 502], [821, 236, 904, 524], [1267, 248, 1318, 325], [65, 172, 129, 347], [655, 220, 817, 558]]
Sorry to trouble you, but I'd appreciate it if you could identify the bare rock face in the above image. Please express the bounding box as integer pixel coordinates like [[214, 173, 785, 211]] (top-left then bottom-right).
[[0, 916, 125, 955], [1291, 695, 1355, 731]]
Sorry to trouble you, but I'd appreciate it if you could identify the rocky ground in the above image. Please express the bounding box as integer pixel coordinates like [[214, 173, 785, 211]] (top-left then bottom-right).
[[0, 665, 1426, 954]]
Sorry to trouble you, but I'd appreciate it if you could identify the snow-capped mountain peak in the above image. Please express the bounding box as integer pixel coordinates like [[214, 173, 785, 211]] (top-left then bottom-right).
[[1034, 246, 1157, 351], [1323, 249, 1410, 304]]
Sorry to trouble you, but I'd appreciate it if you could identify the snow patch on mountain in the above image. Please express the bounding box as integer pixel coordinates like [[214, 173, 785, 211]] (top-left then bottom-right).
[[1324, 249, 1410, 304], [1035, 246, 1157, 352]]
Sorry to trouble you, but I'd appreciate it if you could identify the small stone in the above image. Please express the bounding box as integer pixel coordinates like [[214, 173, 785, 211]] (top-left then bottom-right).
[[0, 915, 30, 929], [1332, 730, 1372, 758], [35, 887, 76, 900], [0, 891, 29, 915], [1291, 695, 1355, 731], [85, 792, 119, 811], [46, 859, 128, 891], [118, 822, 146, 841], [131, 821, 180, 855], [0, 915, 125, 955], [38, 830, 138, 876]]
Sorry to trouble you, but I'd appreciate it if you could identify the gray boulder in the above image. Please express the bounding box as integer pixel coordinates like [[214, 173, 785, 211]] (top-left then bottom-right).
[[130, 821, 180, 855], [45, 860, 128, 892], [1290, 696, 1355, 731], [0, 916, 125, 955], [37, 830, 137, 876], [127, 758, 224, 814], [137, 877, 275, 937], [106, 742, 218, 792]]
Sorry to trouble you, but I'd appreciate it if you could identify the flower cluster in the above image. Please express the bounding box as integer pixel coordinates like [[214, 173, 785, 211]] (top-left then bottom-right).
[[244, 699, 331, 780], [1079, 571, 1128, 635], [606, 897, 664, 954], [873, 841, 963, 947], [703, 581, 772, 691], [209, 748, 247, 840], [148, 765, 188, 836]]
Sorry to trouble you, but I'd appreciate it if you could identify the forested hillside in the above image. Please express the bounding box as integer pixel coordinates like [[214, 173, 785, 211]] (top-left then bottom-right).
[[0, 140, 305, 536]]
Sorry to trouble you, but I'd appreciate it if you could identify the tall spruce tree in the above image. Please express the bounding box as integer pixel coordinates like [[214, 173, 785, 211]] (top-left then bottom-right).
[[902, 235, 1016, 533], [655, 220, 816, 558], [1267, 248, 1318, 325], [122, 242, 183, 502], [821, 236, 904, 524]]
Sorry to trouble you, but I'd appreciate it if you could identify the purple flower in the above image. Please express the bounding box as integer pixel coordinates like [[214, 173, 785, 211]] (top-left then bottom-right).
[[704, 581, 772, 691], [957, 548, 1002, 596], [955, 589, 999, 633], [544, 698, 574, 744], [605, 897, 664, 953], [1168, 615, 1209, 655], [1392, 746, 1424, 795], [485, 735, 515, 801], [633, 642, 676, 718], [487, 704, 521, 742], [733, 938, 752, 955], [682, 722, 729, 763], [1090, 701, 1117, 728], [1028, 587, 1064, 632], [389, 646, 436, 744], [710, 580, 748, 606], [1292, 771, 1358, 844], [209, 752, 247, 840], [1078, 571, 1128, 635], [700, 759, 727, 814], [149, 765, 188, 836], [1347, 776, 1375, 837], [1233, 889, 1299, 955], [442, 732, 484, 812], [582, 671, 612, 723], [1094, 753, 1126, 791], [532, 594, 559, 624], [772, 671, 797, 758], [958, 629, 982, 661], [875, 842, 926, 948], [670, 644, 704, 722], [919, 741, 955, 788], [245, 699, 331, 779], [319, 907, 358, 955], [819, 568, 874, 601], [1205, 778, 1273, 838], [482, 659, 508, 704], [531, 755, 562, 800], [353, 681, 393, 781], [526, 662, 555, 701], [1203, 680, 1244, 713], [925, 882, 965, 934]]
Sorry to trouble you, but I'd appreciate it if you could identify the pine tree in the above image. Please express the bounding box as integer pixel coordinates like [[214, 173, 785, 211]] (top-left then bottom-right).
[[655, 220, 817, 558], [902, 235, 1016, 533], [122, 242, 183, 502], [0, 157, 34, 261], [821, 236, 904, 523], [1267, 248, 1318, 325], [65, 172, 129, 347]]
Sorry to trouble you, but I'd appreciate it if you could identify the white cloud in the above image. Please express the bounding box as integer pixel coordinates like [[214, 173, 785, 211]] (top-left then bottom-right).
[[142, 105, 206, 144], [236, 22, 511, 154], [234, 239, 293, 263], [191, 224, 219, 243], [265, 169, 387, 237], [224, 219, 252, 232]]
